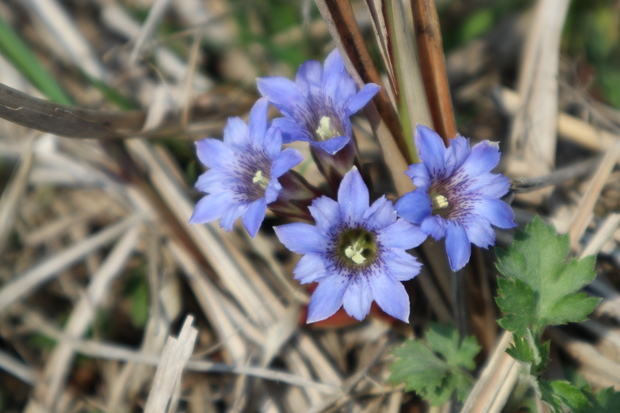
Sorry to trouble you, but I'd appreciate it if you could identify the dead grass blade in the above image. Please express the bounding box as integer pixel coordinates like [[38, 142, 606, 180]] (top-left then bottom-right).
[[144, 315, 198, 413], [506, 0, 570, 203], [0, 133, 35, 253], [0, 214, 142, 312], [29, 225, 141, 410], [568, 142, 620, 251], [0, 349, 36, 386]]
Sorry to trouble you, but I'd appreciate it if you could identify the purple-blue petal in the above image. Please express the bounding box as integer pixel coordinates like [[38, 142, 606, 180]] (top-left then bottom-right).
[[222, 117, 250, 148], [444, 136, 471, 174], [295, 60, 323, 96], [194, 169, 232, 193], [219, 203, 249, 231], [338, 167, 369, 223], [445, 221, 471, 271], [395, 190, 432, 225], [370, 274, 410, 322], [421, 215, 447, 240], [264, 179, 281, 204], [307, 275, 349, 323], [242, 198, 267, 237], [415, 124, 447, 176], [462, 140, 501, 177], [249, 97, 269, 147], [189, 192, 231, 224], [474, 198, 516, 229], [308, 196, 341, 233], [262, 126, 283, 158], [346, 83, 380, 115], [293, 253, 328, 284], [384, 249, 422, 281], [322, 49, 345, 83], [274, 223, 329, 254], [468, 173, 510, 198], [257, 77, 307, 118], [404, 162, 431, 190], [271, 117, 311, 144], [363, 196, 397, 230], [342, 275, 373, 321], [464, 219, 495, 249], [309, 135, 350, 155], [195, 139, 234, 169], [377, 219, 427, 249], [271, 148, 303, 179]]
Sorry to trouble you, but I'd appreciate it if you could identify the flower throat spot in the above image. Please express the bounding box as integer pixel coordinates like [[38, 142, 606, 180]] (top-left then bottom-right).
[[315, 116, 338, 141], [337, 228, 377, 267], [252, 170, 270, 189]]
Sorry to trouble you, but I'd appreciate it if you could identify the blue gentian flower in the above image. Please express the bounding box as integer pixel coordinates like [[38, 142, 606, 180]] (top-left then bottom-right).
[[275, 167, 426, 323], [257, 49, 380, 155], [190, 97, 303, 237], [395, 125, 516, 271]]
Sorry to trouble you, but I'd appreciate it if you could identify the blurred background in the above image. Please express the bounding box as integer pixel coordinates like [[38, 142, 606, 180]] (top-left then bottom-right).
[[0, 0, 619, 412]]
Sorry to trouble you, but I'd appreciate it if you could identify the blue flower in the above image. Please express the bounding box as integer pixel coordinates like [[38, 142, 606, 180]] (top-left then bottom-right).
[[190, 97, 303, 237], [395, 125, 516, 271], [275, 167, 426, 323], [257, 49, 380, 155]]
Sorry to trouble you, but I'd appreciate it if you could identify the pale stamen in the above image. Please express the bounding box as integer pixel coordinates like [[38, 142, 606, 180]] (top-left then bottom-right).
[[252, 170, 270, 189], [431, 193, 449, 212], [345, 241, 367, 265], [315, 116, 337, 141]]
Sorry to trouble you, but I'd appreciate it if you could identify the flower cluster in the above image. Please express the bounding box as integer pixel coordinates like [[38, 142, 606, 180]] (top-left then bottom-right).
[[190, 50, 515, 324]]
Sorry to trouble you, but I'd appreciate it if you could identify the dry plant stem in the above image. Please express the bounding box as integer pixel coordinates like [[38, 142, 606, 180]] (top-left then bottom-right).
[[507, 0, 569, 180], [510, 157, 599, 194], [30, 225, 141, 410], [144, 315, 198, 413], [567, 142, 620, 250], [0, 214, 142, 312], [0, 350, 36, 386], [0, 133, 35, 253], [313, 0, 410, 163], [461, 331, 519, 413], [497, 87, 620, 153], [384, 0, 433, 161], [411, 0, 456, 143]]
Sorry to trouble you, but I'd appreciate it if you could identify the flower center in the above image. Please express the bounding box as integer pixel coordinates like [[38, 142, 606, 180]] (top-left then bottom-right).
[[337, 228, 377, 267], [315, 116, 340, 141], [430, 192, 449, 216], [252, 170, 270, 189]]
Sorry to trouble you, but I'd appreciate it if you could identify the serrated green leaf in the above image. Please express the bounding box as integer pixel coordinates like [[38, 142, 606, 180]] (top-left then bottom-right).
[[425, 324, 481, 370], [496, 277, 537, 335], [540, 380, 590, 413], [389, 324, 480, 406], [505, 335, 535, 364], [584, 387, 620, 412], [496, 216, 599, 334]]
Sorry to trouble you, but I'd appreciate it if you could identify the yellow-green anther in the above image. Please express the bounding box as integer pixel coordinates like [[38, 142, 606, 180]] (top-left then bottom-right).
[[431, 193, 449, 211], [345, 241, 366, 265], [252, 170, 270, 189], [315, 116, 335, 141]]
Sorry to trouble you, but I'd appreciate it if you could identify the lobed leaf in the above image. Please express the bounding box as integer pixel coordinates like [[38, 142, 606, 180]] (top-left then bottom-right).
[[389, 323, 480, 406], [496, 216, 599, 335]]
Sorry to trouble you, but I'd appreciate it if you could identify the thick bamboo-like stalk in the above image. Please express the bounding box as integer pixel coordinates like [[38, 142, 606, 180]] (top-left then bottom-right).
[[411, 0, 456, 143]]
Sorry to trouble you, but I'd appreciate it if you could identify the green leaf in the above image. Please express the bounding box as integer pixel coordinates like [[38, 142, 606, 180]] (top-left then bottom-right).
[[389, 323, 480, 406], [505, 335, 535, 365], [540, 380, 590, 413], [0, 15, 72, 105], [496, 278, 536, 336], [496, 216, 600, 335], [584, 387, 620, 412]]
